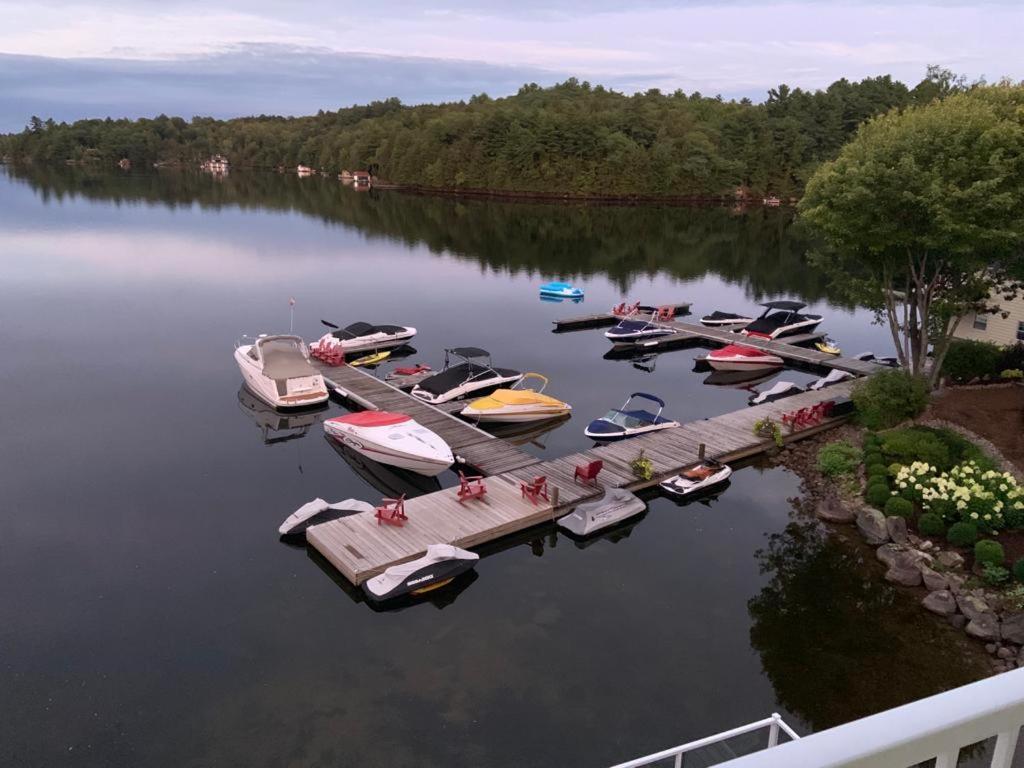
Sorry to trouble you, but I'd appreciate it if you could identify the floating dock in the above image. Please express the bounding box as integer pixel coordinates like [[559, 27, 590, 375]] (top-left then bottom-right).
[[307, 379, 857, 585], [552, 302, 691, 331]]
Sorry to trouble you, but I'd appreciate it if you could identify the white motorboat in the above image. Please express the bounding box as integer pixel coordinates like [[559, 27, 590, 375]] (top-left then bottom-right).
[[363, 544, 480, 603], [604, 311, 676, 343], [741, 300, 823, 340], [411, 347, 522, 404], [699, 310, 755, 328], [584, 392, 678, 441], [278, 497, 375, 536], [234, 334, 329, 409], [707, 344, 784, 371], [748, 380, 804, 405], [313, 320, 416, 356], [324, 411, 454, 476], [660, 459, 732, 499], [460, 373, 571, 423], [558, 488, 646, 537], [808, 369, 854, 390]]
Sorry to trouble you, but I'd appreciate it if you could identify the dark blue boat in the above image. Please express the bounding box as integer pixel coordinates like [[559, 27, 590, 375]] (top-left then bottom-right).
[[584, 392, 678, 441]]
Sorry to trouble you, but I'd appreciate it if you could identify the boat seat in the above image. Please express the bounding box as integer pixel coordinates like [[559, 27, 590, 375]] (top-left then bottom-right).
[[682, 465, 715, 480]]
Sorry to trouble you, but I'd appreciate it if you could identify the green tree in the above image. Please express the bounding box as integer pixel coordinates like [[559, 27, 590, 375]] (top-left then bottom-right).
[[799, 84, 1024, 386]]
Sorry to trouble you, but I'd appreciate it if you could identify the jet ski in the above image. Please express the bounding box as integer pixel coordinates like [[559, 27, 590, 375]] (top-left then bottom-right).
[[278, 497, 375, 536], [539, 281, 584, 300], [741, 300, 823, 340], [808, 369, 854, 390], [324, 411, 454, 476], [815, 340, 841, 355], [660, 459, 732, 499], [699, 310, 755, 328], [584, 392, 678, 441], [707, 344, 784, 371], [748, 380, 804, 405], [557, 488, 646, 537], [411, 347, 522, 404], [460, 373, 571, 423], [854, 352, 900, 368], [604, 311, 675, 343], [313, 320, 417, 356], [362, 544, 480, 603]]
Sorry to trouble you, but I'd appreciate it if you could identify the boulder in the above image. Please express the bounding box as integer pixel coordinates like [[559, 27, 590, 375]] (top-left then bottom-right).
[[1019, 646, 1024, 667], [957, 594, 992, 623], [919, 540, 934, 551], [922, 590, 958, 616], [997, 646, 1015, 660], [857, 509, 889, 545], [886, 516, 909, 545], [876, 544, 902, 568], [946, 573, 966, 594], [816, 496, 856, 523], [885, 553, 923, 587], [948, 614, 967, 630], [1001, 613, 1024, 645], [965, 613, 1000, 642], [919, 564, 949, 592], [986, 643, 998, 655], [937, 551, 965, 569]]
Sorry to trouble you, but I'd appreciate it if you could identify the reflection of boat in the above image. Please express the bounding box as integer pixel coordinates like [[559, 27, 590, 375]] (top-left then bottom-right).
[[741, 300, 823, 340], [485, 414, 570, 447], [236, 385, 328, 444], [324, 411, 453, 476], [278, 497, 375, 536], [702, 369, 779, 389], [748, 381, 804, 405], [604, 312, 675, 343], [540, 294, 584, 304], [539, 281, 584, 300], [350, 350, 390, 367], [708, 344, 784, 371], [460, 373, 571, 423], [363, 544, 480, 604], [325, 437, 443, 499], [566, 510, 648, 549], [585, 392, 678, 441], [234, 334, 329, 409], [660, 459, 732, 499], [411, 347, 522, 404], [700, 310, 755, 328], [808, 369, 854, 390], [315, 321, 416, 355], [662, 482, 732, 508], [557, 488, 646, 537]]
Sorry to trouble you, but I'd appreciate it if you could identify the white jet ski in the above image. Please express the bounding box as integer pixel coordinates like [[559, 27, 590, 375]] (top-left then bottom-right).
[[748, 380, 804, 405], [557, 488, 646, 537], [278, 497, 375, 536], [808, 369, 854, 390], [659, 459, 732, 499], [362, 544, 480, 603]]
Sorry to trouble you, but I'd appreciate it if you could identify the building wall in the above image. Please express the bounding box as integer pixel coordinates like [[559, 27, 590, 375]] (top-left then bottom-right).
[[952, 292, 1024, 346]]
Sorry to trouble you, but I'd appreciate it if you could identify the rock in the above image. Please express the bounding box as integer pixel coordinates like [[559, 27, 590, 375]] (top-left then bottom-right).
[[856, 508, 889, 545], [919, 540, 934, 551], [922, 590, 958, 616], [948, 614, 967, 630], [957, 594, 992, 622], [919, 564, 949, 592], [886, 516, 909, 545], [997, 646, 1015, 660], [1001, 613, 1024, 645], [816, 496, 856, 523], [937, 551, 965, 569], [965, 613, 1000, 642], [908, 534, 922, 547], [986, 643, 998, 654], [947, 573, 966, 594], [876, 544, 902, 568], [886, 552, 923, 587], [1019, 646, 1024, 666]]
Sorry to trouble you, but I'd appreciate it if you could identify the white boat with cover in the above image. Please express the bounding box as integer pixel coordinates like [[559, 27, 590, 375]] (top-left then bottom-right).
[[558, 488, 646, 537], [234, 334, 329, 409], [324, 411, 454, 476], [314, 320, 416, 355], [741, 300, 823, 340], [460, 373, 571, 423], [411, 347, 522, 404], [707, 344, 784, 371], [748, 380, 803, 405], [660, 459, 732, 499], [808, 369, 854, 390], [699, 310, 755, 328], [278, 497, 375, 536], [363, 544, 480, 603]]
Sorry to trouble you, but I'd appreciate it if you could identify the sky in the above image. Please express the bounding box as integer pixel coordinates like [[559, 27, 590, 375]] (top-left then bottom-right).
[[1, 0, 1022, 132]]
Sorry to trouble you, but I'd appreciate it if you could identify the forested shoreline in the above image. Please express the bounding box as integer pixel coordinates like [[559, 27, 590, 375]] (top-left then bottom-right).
[[0, 68, 962, 198]]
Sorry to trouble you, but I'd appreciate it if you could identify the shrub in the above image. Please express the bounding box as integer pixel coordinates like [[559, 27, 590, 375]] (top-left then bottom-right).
[[974, 539, 1005, 567], [885, 496, 914, 519], [863, 450, 884, 467], [1013, 557, 1024, 584], [1004, 584, 1024, 610], [997, 343, 1024, 373], [851, 371, 929, 430], [947, 521, 978, 547], [1001, 368, 1024, 380], [867, 463, 889, 479], [981, 564, 1010, 586], [941, 339, 1002, 382], [918, 512, 946, 537], [863, 433, 882, 449], [817, 441, 862, 477], [1006, 505, 1024, 530], [865, 483, 892, 509], [881, 430, 950, 470]]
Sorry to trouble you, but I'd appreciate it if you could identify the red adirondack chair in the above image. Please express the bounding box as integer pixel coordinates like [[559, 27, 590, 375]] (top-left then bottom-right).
[[457, 471, 487, 503], [375, 495, 407, 526], [520, 476, 549, 505], [574, 460, 603, 485]]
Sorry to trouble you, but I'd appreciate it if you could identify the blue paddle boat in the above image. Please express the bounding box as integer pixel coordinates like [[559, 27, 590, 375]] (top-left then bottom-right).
[[584, 392, 679, 441], [539, 281, 584, 300]]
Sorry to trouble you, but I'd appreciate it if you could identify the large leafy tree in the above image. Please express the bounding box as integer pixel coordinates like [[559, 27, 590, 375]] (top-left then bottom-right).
[[799, 84, 1024, 386]]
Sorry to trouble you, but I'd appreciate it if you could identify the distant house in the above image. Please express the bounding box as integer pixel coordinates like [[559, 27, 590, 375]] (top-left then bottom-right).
[[296, 165, 315, 176], [953, 291, 1024, 347], [200, 155, 229, 174], [352, 170, 372, 185], [117, 158, 131, 170], [339, 169, 353, 181]]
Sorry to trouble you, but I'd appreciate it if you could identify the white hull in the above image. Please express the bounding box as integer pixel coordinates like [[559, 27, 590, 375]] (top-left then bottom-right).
[[742, 318, 822, 340], [461, 405, 571, 423], [660, 465, 732, 497], [316, 327, 416, 354], [411, 373, 523, 404], [234, 345, 328, 409], [707, 356, 783, 372], [324, 418, 453, 476], [583, 420, 678, 440]]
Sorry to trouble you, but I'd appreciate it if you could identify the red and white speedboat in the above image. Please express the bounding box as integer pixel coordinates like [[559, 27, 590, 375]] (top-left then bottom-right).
[[707, 344, 784, 371], [324, 411, 454, 476]]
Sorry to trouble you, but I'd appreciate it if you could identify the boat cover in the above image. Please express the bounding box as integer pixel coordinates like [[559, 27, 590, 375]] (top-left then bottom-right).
[[711, 344, 779, 360], [760, 300, 806, 311], [466, 389, 566, 410], [702, 310, 752, 322], [749, 381, 803, 404], [364, 544, 479, 597], [278, 497, 375, 534], [332, 322, 410, 340], [259, 337, 319, 379], [415, 362, 519, 396], [449, 347, 490, 359], [558, 489, 645, 536], [808, 369, 853, 390]]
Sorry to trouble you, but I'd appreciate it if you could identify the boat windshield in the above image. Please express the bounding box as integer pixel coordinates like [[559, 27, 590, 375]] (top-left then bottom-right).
[[601, 410, 649, 430], [259, 337, 315, 378]]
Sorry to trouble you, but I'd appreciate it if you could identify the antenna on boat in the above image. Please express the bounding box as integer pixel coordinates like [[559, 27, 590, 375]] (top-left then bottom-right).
[[289, 297, 295, 334]]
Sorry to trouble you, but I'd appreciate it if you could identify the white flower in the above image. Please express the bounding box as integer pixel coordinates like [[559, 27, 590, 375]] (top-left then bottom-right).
[[970, 511, 978, 518], [899, 482, 907, 489]]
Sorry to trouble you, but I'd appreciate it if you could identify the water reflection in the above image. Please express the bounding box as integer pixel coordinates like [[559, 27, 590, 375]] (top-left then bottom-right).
[[325, 436, 443, 499], [236, 385, 328, 445]]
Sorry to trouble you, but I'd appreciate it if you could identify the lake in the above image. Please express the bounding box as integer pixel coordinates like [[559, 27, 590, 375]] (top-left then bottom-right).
[[0, 166, 986, 768]]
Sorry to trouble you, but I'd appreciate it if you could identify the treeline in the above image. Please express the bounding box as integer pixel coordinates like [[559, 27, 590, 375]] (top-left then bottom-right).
[[0, 68, 961, 197]]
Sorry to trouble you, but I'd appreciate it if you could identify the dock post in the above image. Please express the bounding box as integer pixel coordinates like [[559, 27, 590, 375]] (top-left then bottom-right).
[[698, 443, 706, 460], [551, 485, 560, 510]]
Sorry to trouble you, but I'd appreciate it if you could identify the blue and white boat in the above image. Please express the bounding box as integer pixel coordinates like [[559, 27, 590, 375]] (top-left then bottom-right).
[[584, 392, 679, 441], [539, 281, 584, 300], [604, 311, 675, 343]]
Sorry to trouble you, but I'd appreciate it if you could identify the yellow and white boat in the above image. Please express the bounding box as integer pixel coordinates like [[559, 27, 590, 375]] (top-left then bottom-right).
[[460, 373, 571, 423], [349, 350, 391, 367], [815, 341, 841, 356]]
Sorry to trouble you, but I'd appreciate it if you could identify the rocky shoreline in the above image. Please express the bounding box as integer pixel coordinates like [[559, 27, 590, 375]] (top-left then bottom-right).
[[772, 425, 1023, 675]]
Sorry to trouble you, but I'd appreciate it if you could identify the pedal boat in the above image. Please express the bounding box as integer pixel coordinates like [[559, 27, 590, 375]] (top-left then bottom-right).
[[234, 334, 329, 410], [539, 281, 584, 300], [460, 373, 571, 423], [324, 411, 454, 476]]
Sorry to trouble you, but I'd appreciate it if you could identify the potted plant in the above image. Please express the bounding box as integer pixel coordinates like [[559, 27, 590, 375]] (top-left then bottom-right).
[[753, 416, 783, 448], [630, 450, 654, 481]]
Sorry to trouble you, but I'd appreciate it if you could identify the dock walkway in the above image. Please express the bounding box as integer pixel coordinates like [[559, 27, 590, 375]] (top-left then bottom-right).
[[307, 379, 856, 585]]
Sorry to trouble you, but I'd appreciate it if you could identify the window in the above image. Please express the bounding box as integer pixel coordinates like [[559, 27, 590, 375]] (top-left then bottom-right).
[[1017, 320, 1024, 342], [973, 314, 988, 331]]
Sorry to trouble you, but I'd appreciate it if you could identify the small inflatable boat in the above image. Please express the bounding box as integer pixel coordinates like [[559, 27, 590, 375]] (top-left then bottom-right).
[[558, 488, 646, 537], [539, 281, 584, 300], [278, 497, 375, 536], [748, 380, 804, 405], [660, 459, 732, 499], [808, 369, 854, 391], [700, 310, 755, 328], [363, 544, 480, 603], [707, 344, 784, 371], [585, 392, 678, 441]]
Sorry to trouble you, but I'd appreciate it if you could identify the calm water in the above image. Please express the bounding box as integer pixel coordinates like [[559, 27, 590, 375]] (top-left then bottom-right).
[[0, 167, 985, 767]]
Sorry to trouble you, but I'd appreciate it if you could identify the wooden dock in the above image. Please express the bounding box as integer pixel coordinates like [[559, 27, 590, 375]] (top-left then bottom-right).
[[307, 379, 857, 585], [552, 302, 691, 331]]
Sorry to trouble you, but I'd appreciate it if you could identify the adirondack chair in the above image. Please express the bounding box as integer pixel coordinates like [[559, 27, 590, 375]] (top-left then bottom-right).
[[655, 305, 674, 321], [375, 495, 407, 526], [520, 475, 549, 505], [457, 471, 487, 503], [574, 460, 603, 485]]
